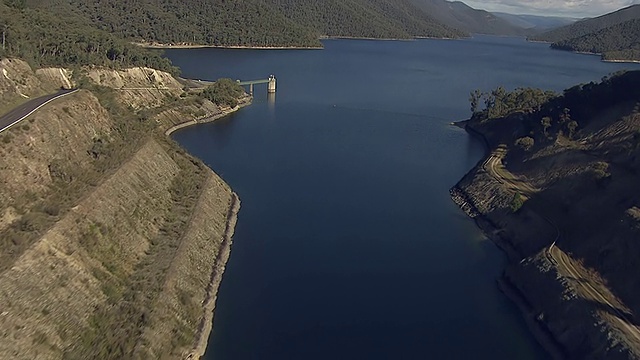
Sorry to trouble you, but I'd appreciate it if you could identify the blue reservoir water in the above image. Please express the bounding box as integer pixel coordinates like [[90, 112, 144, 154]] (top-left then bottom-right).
[[167, 36, 640, 359]]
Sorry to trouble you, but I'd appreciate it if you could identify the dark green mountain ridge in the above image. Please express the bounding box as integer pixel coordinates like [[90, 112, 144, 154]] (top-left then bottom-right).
[[552, 19, 640, 62], [531, 4, 640, 43], [530, 5, 640, 62], [26, 0, 466, 49], [262, 0, 466, 40]]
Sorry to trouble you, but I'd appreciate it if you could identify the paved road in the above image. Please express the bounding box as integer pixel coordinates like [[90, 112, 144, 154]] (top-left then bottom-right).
[[0, 89, 78, 134]]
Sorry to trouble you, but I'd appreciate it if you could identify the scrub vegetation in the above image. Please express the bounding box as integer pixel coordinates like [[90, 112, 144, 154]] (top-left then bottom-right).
[[201, 78, 245, 108], [0, 60, 243, 359]]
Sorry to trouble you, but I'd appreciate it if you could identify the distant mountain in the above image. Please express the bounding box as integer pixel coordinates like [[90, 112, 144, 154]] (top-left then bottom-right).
[[408, 0, 527, 35], [529, 5, 640, 62], [493, 12, 579, 32], [552, 18, 640, 61], [531, 4, 640, 43]]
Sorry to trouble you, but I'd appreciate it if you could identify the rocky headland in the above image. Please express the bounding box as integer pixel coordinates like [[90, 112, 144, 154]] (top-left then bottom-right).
[[452, 71, 640, 359]]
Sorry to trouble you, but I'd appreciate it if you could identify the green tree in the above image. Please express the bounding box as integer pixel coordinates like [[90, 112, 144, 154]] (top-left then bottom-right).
[[469, 89, 482, 114], [559, 108, 571, 124], [567, 120, 578, 139], [472, 86, 557, 121], [592, 161, 610, 179], [541, 116, 552, 137], [515, 136, 535, 151], [510, 192, 524, 213], [201, 78, 245, 108]]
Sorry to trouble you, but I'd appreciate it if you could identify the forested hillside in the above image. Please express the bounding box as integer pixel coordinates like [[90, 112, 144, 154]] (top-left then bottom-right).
[[530, 5, 640, 62], [42, 0, 321, 47], [0, 1, 177, 72], [25, 0, 465, 50], [530, 4, 640, 43], [266, 0, 465, 39], [552, 19, 640, 61]]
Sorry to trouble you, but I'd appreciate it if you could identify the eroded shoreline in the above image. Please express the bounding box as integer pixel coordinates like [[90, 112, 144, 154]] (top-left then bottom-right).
[[188, 193, 241, 359], [166, 98, 250, 359], [449, 123, 564, 359], [165, 97, 251, 136]]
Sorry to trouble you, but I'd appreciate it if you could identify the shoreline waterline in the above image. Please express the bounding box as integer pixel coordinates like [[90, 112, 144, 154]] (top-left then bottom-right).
[[136, 42, 323, 50], [449, 121, 565, 359], [165, 99, 251, 136], [136, 34, 464, 51], [188, 193, 241, 360], [166, 95, 250, 358]]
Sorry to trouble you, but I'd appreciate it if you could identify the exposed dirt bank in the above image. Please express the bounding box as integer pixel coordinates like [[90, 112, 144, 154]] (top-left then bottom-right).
[[451, 73, 640, 359], [188, 193, 240, 359], [0, 59, 247, 359]]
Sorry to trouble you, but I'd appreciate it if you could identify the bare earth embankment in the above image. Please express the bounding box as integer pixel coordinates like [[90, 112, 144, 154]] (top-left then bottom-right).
[[0, 59, 248, 359], [451, 72, 640, 359]]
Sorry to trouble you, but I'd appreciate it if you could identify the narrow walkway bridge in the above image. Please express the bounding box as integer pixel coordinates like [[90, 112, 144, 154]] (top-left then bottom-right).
[[237, 75, 276, 95]]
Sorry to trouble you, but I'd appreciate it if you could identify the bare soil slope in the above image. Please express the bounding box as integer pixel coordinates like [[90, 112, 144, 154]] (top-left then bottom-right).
[[0, 59, 245, 359], [453, 71, 640, 359]]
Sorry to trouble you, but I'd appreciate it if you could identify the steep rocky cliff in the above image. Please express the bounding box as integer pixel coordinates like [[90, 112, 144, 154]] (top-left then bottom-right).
[[452, 71, 640, 359], [0, 59, 246, 359]]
